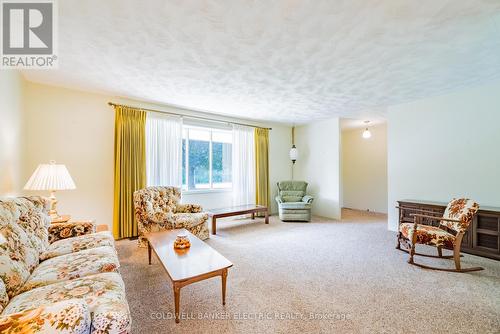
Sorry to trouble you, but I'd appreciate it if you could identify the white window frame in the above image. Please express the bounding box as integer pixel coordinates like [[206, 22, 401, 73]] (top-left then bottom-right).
[[182, 125, 233, 194]]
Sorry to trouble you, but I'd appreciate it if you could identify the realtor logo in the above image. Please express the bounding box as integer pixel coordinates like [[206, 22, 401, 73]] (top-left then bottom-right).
[[1, 0, 57, 68]]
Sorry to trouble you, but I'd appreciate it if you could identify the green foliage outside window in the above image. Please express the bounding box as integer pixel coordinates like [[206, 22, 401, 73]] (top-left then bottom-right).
[[182, 129, 232, 190]]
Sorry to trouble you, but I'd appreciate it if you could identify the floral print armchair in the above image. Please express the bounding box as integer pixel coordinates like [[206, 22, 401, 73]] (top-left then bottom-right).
[[134, 186, 209, 247], [397, 198, 482, 273]]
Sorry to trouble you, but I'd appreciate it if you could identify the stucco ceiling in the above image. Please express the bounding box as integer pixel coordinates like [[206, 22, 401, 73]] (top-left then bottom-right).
[[22, 0, 500, 124]]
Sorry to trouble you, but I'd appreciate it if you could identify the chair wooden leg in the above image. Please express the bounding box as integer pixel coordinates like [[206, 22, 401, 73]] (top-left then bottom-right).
[[408, 243, 416, 264], [437, 246, 442, 258], [408, 218, 418, 264], [396, 233, 401, 250], [453, 249, 461, 270], [407, 232, 484, 273], [453, 236, 462, 271], [397, 246, 459, 259]]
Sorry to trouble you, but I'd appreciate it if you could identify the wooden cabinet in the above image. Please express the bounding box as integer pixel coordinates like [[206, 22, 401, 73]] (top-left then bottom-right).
[[398, 200, 500, 260]]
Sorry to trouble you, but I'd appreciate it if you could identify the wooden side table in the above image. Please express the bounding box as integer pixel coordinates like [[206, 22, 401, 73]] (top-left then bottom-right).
[[51, 215, 71, 224], [50, 215, 108, 234], [96, 224, 109, 232]]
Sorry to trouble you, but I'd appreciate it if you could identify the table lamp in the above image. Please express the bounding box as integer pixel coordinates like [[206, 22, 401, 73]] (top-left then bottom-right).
[[24, 160, 76, 220]]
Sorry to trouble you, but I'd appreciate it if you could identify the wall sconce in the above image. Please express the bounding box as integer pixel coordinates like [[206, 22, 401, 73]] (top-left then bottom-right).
[[362, 121, 372, 139], [289, 126, 298, 164]]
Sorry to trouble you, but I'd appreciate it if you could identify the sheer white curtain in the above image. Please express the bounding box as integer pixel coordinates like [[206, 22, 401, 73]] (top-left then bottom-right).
[[146, 113, 183, 187], [232, 125, 255, 206]]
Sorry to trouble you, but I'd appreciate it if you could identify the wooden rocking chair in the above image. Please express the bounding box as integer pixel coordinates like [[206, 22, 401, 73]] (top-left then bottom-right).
[[396, 198, 483, 273]]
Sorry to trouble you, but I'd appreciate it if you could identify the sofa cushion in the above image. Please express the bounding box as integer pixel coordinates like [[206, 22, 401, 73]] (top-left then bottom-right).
[[0, 253, 30, 299], [0, 197, 51, 279], [15, 197, 51, 255], [3, 272, 131, 334], [277, 181, 308, 202], [22, 246, 120, 292], [0, 222, 36, 298], [0, 279, 8, 314], [280, 209, 311, 215], [0, 222, 39, 272], [280, 191, 304, 202], [40, 231, 115, 261], [279, 202, 311, 210], [0, 197, 50, 257], [0, 299, 91, 334]]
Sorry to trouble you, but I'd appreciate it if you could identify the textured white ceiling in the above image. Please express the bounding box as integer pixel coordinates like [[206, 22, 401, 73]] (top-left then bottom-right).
[[22, 0, 500, 124]]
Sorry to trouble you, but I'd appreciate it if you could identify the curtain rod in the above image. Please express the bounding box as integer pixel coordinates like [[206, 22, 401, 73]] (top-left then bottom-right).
[[108, 102, 272, 130]]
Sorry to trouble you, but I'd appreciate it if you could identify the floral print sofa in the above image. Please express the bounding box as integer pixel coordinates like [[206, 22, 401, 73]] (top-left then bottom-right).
[[134, 186, 209, 247], [0, 196, 131, 333]]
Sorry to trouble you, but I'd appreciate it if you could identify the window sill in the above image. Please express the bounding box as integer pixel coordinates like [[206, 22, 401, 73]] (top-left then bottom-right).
[[182, 189, 233, 195]]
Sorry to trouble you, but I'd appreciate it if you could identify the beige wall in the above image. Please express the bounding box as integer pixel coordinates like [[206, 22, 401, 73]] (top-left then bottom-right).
[[295, 118, 341, 219], [0, 71, 24, 196], [268, 125, 294, 213], [341, 124, 387, 213], [387, 81, 500, 231], [21, 80, 291, 230], [23, 81, 115, 228]]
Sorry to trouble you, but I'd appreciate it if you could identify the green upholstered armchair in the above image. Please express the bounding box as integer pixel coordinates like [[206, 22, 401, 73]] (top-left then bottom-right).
[[275, 181, 314, 222]]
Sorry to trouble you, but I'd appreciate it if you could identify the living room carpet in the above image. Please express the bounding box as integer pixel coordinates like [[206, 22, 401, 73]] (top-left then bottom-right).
[[116, 210, 500, 334]]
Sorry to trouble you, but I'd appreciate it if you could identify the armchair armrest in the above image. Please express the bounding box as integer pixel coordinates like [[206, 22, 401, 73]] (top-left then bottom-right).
[[409, 213, 461, 234], [275, 195, 283, 203], [302, 195, 314, 204], [146, 211, 174, 228], [48, 220, 96, 244], [175, 203, 203, 213]]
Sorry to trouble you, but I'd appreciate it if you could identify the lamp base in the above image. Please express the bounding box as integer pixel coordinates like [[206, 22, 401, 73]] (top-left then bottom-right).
[[48, 190, 59, 218], [47, 190, 71, 223]]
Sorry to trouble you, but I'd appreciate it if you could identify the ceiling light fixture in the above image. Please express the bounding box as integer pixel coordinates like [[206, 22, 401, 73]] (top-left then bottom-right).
[[362, 121, 372, 139]]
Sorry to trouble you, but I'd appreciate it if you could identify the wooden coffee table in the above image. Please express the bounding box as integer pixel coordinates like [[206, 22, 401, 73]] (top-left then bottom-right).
[[209, 204, 269, 235], [145, 229, 233, 323]]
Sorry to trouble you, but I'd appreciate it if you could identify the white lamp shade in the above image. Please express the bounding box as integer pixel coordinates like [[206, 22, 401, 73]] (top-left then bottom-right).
[[362, 128, 372, 139], [24, 162, 76, 191], [289, 146, 299, 161]]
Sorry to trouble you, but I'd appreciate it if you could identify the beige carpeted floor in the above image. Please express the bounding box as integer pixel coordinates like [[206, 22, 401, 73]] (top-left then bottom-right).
[[116, 210, 500, 334]]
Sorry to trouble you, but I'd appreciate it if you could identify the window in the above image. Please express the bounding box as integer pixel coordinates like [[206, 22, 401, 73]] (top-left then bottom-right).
[[182, 126, 232, 191]]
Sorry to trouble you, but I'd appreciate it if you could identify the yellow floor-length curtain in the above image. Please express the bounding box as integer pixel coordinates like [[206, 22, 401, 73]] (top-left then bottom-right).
[[255, 128, 270, 212], [113, 105, 147, 239]]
